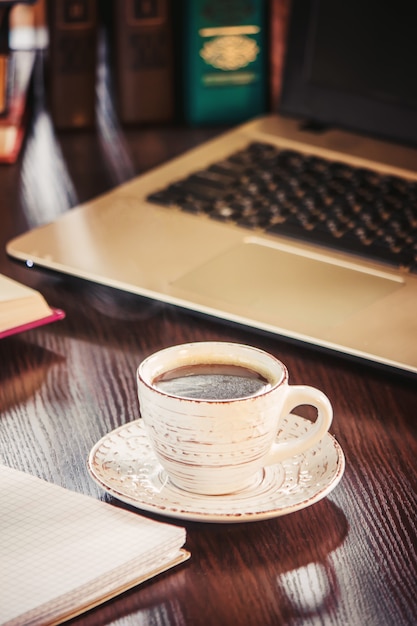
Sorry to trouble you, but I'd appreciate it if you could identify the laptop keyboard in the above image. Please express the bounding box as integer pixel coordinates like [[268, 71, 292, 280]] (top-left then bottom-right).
[[147, 141, 417, 273]]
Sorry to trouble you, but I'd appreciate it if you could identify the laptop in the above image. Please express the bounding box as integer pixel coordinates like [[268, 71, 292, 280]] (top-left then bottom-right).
[[6, 0, 417, 375]]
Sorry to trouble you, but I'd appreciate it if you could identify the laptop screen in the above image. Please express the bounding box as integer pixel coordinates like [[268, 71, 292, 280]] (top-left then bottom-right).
[[279, 0, 417, 147]]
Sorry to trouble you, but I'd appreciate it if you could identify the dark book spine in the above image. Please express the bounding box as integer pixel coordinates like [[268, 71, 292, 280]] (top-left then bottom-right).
[[181, 0, 267, 126], [113, 0, 174, 124], [47, 0, 97, 129], [0, 5, 11, 115], [268, 0, 290, 112]]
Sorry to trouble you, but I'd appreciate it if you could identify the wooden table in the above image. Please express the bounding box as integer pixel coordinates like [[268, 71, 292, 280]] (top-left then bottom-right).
[[1, 76, 417, 626]]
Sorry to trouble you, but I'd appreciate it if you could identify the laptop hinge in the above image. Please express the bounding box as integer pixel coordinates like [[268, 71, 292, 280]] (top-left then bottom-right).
[[299, 120, 329, 134]]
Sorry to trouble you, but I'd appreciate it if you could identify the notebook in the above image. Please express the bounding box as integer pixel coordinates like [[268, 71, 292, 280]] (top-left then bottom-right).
[[0, 273, 65, 338], [0, 465, 189, 626], [6, 0, 417, 374]]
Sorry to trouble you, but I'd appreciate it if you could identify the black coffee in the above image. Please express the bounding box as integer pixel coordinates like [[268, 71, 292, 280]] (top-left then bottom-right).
[[152, 363, 272, 400]]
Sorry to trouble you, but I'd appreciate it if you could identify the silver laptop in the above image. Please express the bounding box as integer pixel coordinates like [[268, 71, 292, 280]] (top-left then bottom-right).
[[6, 0, 417, 374]]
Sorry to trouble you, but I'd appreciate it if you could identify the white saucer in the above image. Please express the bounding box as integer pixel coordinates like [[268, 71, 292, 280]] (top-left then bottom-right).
[[88, 416, 345, 523]]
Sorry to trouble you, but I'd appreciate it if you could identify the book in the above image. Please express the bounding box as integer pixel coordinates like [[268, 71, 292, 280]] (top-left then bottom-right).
[[268, 0, 290, 112], [46, 0, 98, 129], [9, 0, 48, 51], [0, 464, 189, 626], [181, 0, 267, 126], [0, 49, 8, 115], [112, 0, 175, 124], [0, 2, 10, 115], [0, 273, 65, 338], [0, 1, 39, 118], [0, 48, 35, 163], [0, 1, 38, 164]]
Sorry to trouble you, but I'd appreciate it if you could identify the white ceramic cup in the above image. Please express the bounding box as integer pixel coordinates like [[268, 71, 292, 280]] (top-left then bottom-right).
[[137, 341, 333, 496]]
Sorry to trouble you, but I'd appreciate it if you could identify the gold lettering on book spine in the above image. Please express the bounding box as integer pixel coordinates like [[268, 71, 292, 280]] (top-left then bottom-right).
[[200, 35, 259, 71]]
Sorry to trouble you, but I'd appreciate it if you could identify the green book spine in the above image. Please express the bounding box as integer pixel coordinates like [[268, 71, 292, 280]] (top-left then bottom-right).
[[182, 0, 267, 125]]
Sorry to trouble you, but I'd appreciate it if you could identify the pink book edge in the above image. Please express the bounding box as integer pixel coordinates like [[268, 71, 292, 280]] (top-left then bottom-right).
[[0, 308, 66, 339]]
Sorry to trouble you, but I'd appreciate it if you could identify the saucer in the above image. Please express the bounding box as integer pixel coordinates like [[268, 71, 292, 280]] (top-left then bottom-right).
[[88, 415, 345, 523]]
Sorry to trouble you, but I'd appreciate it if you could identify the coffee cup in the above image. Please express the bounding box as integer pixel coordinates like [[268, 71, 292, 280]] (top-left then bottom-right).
[[137, 342, 333, 496]]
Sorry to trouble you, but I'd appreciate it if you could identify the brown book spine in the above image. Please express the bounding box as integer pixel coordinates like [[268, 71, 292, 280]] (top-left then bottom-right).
[[113, 0, 174, 124], [0, 50, 35, 164], [47, 0, 97, 129], [268, 0, 290, 112], [0, 55, 8, 116]]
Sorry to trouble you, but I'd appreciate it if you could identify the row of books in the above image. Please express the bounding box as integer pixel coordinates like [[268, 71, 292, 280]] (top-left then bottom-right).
[[0, 0, 289, 162], [47, 0, 289, 129], [0, 1, 38, 163]]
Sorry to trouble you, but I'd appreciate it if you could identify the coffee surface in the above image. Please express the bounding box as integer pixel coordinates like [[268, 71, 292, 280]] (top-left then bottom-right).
[[153, 363, 272, 400]]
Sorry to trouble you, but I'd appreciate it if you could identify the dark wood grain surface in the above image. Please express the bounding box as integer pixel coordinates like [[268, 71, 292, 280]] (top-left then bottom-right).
[[1, 56, 417, 626]]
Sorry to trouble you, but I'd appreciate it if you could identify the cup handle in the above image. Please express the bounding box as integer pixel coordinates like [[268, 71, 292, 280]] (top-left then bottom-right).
[[264, 385, 333, 465]]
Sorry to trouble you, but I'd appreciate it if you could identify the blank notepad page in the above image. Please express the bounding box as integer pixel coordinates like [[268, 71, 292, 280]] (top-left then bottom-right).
[[0, 465, 188, 626]]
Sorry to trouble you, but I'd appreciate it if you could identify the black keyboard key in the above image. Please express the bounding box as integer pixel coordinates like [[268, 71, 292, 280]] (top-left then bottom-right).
[[187, 170, 238, 190]]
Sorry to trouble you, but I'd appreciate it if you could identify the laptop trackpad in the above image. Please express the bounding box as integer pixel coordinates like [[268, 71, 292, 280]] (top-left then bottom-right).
[[171, 240, 403, 333]]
